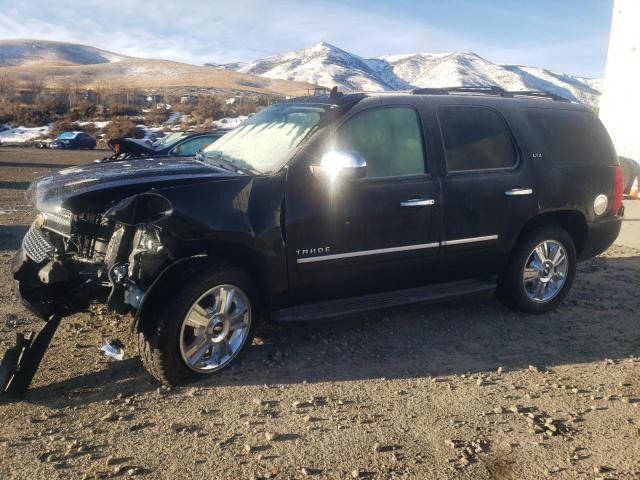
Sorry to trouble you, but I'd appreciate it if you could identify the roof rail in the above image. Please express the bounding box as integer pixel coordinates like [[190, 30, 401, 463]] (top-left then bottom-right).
[[508, 90, 570, 102], [411, 86, 570, 102], [412, 86, 509, 96]]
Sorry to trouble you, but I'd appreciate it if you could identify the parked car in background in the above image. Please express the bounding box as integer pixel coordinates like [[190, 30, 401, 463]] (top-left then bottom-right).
[[101, 130, 229, 162], [51, 131, 97, 150], [12, 87, 623, 386]]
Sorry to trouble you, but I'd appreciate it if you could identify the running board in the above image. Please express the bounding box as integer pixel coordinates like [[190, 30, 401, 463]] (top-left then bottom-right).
[[274, 278, 496, 322]]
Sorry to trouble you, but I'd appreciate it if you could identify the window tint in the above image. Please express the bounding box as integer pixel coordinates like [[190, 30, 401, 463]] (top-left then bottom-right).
[[524, 108, 615, 166], [175, 136, 215, 156], [439, 106, 517, 171], [337, 106, 425, 178]]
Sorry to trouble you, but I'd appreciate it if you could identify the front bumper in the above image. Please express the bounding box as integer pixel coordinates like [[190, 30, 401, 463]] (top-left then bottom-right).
[[11, 248, 60, 320], [579, 215, 623, 260], [12, 245, 104, 321]]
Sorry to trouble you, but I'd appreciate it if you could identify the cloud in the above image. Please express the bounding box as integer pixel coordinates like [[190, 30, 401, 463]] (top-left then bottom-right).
[[0, 0, 607, 76]]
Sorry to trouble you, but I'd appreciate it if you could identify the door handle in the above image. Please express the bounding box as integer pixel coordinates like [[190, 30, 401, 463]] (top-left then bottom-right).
[[505, 188, 533, 196], [400, 198, 435, 207]]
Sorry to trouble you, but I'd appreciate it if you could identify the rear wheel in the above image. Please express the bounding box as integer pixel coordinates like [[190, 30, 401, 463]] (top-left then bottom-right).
[[137, 264, 258, 385], [499, 225, 576, 314]]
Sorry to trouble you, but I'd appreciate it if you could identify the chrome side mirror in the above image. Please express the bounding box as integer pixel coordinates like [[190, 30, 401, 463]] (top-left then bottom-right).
[[310, 151, 367, 180]]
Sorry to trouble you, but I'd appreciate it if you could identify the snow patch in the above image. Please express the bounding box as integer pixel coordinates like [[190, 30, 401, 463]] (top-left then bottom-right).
[[0, 124, 50, 144]]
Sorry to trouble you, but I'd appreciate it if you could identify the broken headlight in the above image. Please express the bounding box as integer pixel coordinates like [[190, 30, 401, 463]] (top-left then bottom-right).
[[127, 227, 168, 286], [133, 227, 163, 255]]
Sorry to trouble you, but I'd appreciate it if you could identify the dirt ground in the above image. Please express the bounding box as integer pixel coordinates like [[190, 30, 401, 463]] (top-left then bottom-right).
[[0, 147, 639, 480]]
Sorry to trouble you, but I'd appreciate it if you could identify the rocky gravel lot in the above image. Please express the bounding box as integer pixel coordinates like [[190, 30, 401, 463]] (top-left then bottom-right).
[[0, 148, 639, 479]]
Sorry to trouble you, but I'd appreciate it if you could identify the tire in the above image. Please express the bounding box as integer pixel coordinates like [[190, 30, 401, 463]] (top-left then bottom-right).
[[498, 225, 576, 314], [137, 263, 258, 385]]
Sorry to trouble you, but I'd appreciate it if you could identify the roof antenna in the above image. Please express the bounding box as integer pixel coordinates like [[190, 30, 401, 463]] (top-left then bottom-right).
[[328, 86, 342, 101]]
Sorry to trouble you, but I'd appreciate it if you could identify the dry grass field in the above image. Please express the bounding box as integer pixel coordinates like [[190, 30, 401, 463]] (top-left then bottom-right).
[[0, 59, 315, 97]]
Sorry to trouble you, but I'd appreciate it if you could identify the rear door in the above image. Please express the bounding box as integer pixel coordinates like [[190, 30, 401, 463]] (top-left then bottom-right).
[[285, 98, 442, 303], [432, 101, 538, 279]]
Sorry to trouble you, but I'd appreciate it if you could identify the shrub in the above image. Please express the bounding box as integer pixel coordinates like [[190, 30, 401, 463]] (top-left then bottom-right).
[[145, 108, 170, 125], [104, 116, 140, 140], [108, 103, 141, 117], [192, 96, 224, 123], [11, 104, 52, 127], [67, 102, 99, 121]]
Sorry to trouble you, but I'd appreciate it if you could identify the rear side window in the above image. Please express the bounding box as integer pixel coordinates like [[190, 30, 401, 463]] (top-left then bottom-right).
[[439, 106, 517, 172], [337, 106, 426, 178], [524, 108, 616, 165]]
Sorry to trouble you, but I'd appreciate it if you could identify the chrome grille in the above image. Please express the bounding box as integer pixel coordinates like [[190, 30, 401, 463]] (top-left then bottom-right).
[[23, 223, 54, 263], [43, 208, 73, 237]]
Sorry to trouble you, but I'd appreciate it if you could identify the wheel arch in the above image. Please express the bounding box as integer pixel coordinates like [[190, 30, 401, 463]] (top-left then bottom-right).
[[134, 246, 273, 336], [513, 210, 588, 258]]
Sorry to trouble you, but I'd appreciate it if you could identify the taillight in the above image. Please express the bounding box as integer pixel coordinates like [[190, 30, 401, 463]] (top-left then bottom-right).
[[612, 165, 623, 216], [114, 143, 120, 153]]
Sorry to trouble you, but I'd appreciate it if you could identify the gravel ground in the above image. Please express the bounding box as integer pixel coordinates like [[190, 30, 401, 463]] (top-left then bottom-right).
[[1, 148, 639, 480]]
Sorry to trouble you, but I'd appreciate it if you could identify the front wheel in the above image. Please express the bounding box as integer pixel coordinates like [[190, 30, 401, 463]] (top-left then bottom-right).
[[499, 225, 576, 314], [137, 264, 258, 385]]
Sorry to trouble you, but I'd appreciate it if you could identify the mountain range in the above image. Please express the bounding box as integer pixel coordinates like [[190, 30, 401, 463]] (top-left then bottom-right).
[[221, 42, 601, 107], [0, 39, 601, 107]]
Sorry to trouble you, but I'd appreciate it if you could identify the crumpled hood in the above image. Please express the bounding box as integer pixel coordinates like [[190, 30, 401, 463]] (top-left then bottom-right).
[[28, 156, 237, 212]]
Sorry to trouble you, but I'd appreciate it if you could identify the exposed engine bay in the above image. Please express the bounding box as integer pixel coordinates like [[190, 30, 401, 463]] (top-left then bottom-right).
[[16, 192, 175, 319]]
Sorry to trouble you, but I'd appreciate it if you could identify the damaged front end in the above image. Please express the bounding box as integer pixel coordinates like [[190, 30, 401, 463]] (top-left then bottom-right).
[[12, 192, 173, 319], [4, 193, 175, 398], [19, 192, 175, 320]]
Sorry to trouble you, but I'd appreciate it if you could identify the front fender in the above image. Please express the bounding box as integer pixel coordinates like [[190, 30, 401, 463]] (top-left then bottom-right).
[[133, 254, 211, 334]]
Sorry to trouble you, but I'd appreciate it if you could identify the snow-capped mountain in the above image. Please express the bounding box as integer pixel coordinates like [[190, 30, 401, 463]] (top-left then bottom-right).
[[237, 42, 411, 92], [226, 42, 601, 107]]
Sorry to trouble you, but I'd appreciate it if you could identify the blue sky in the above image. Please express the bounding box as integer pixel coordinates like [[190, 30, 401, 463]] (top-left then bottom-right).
[[0, 0, 613, 76]]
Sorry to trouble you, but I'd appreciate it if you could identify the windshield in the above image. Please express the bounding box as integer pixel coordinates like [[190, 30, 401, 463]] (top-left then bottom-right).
[[153, 132, 186, 148], [57, 132, 78, 140], [203, 104, 329, 173]]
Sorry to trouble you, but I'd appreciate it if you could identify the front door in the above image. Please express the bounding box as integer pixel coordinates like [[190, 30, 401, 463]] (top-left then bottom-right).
[[285, 101, 442, 304]]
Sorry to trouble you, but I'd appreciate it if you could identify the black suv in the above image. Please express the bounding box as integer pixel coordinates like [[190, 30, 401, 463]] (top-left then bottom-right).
[[11, 87, 623, 386]]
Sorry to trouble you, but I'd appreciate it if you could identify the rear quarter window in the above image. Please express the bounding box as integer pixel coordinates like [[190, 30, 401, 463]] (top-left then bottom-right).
[[524, 108, 617, 166]]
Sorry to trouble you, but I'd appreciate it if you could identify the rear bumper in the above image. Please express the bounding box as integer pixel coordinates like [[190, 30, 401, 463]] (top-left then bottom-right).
[[579, 215, 622, 260]]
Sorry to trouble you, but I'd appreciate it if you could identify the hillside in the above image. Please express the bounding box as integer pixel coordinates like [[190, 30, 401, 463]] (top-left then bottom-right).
[[0, 39, 128, 67], [0, 40, 314, 97]]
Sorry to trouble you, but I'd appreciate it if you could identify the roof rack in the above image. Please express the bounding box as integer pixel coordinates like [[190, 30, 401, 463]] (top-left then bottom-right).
[[508, 90, 570, 102], [411, 86, 570, 102]]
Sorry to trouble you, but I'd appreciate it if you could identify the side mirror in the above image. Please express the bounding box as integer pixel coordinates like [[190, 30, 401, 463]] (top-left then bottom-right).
[[310, 151, 367, 181]]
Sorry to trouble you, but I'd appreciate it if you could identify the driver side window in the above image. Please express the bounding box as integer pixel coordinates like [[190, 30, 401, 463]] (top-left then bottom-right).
[[336, 106, 426, 178]]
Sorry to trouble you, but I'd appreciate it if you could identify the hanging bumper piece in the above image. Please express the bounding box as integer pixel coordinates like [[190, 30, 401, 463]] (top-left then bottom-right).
[[0, 314, 62, 401]]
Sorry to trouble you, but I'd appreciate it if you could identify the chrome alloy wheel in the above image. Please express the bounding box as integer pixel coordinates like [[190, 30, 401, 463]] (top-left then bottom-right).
[[179, 284, 251, 372], [522, 240, 569, 303]]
